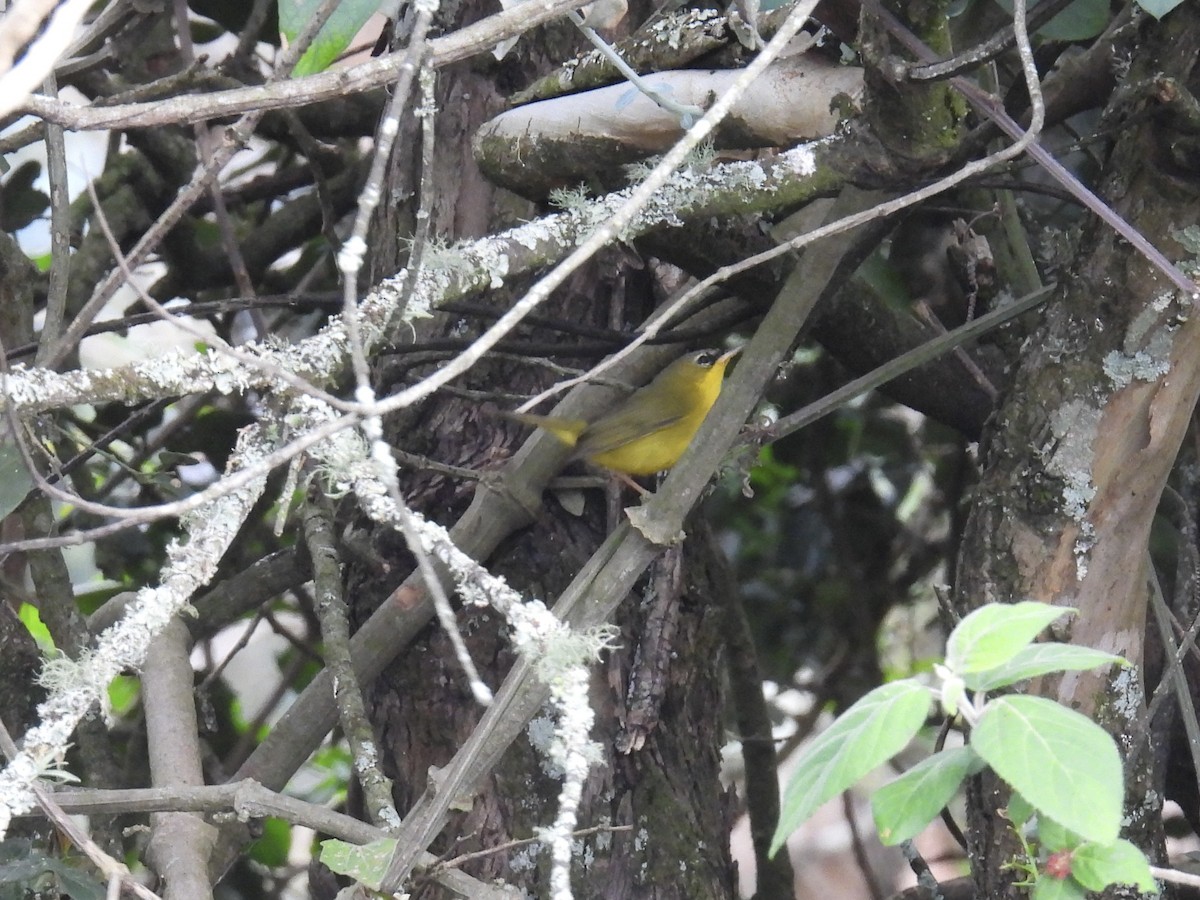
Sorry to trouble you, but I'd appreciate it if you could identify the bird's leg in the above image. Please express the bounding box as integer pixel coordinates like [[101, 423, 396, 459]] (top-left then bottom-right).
[[608, 472, 648, 531], [612, 471, 651, 496]]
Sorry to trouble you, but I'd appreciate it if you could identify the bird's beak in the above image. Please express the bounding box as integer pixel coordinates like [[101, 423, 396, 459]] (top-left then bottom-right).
[[718, 347, 742, 364]]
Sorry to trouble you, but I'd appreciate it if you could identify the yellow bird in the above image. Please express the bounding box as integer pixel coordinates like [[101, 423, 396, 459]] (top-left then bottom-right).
[[506, 347, 740, 477]]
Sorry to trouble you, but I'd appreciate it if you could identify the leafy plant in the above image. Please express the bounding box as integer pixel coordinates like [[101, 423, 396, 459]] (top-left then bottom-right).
[[771, 601, 1157, 897], [278, 0, 384, 77], [0, 839, 105, 900]]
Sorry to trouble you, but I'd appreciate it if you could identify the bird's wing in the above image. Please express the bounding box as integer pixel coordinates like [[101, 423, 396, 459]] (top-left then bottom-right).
[[575, 406, 685, 457]]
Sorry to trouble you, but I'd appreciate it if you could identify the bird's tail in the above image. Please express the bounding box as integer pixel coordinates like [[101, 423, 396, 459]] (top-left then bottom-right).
[[495, 410, 587, 448]]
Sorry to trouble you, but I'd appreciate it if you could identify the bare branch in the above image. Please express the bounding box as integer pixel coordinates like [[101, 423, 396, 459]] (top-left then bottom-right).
[[18, 0, 597, 132]]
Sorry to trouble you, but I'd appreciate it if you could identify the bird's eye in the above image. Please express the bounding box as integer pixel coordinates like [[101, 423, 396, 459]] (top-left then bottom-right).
[[694, 350, 718, 367]]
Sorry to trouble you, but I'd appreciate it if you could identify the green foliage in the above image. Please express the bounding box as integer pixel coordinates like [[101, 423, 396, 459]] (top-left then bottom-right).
[[772, 601, 1149, 898], [972, 696, 1121, 843], [965, 643, 1125, 692], [1026, 817, 1155, 896], [1036, 811, 1075, 851], [73, 584, 127, 617], [871, 745, 982, 844], [304, 743, 353, 805], [1005, 790, 1033, 827], [771, 680, 931, 853], [993, 0, 1108, 40], [944, 600, 1071, 674], [1071, 839, 1156, 893], [1135, 0, 1188, 17], [250, 818, 293, 868], [710, 379, 949, 685], [107, 675, 140, 716], [0, 839, 105, 900], [17, 603, 53, 654], [279, 0, 384, 77], [995, 0, 1179, 34], [319, 837, 397, 890], [0, 444, 33, 522]]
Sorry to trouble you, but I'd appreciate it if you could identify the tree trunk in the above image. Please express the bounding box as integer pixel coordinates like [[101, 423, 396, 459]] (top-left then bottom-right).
[[336, 6, 739, 896], [955, 6, 1200, 896]]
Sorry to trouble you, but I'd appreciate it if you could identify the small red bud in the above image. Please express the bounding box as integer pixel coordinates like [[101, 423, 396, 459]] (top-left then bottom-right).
[[1044, 850, 1073, 880]]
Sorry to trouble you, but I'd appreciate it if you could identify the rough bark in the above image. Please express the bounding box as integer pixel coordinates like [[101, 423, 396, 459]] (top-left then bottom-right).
[[955, 6, 1200, 896], [333, 4, 739, 895]]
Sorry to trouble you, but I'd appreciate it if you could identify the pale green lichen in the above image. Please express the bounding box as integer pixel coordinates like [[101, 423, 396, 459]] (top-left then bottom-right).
[[548, 183, 593, 211], [1103, 348, 1171, 390], [1171, 224, 1200, 258], [1044, 400, 1100, 523]]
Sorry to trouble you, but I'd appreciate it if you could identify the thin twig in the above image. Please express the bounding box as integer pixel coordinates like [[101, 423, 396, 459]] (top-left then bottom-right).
[[5, 179, 353, 527], [431, 823, 633, 872], [25, 780, 511, 899], [570, 10, 704, 123], [37, 0, 350, 371], [338, 0, 435, 394], [19, 0, 597, 131], [35, 71, 70, 367], [1150, 866, 1200, 889], [0, 678, 162, 900], [0, 408, 361, 554], [843, 792, 886, 900], [517, 35, 1047, 412], [303, 487, 399, 828], [901, 839, 945, 900], [1142, 564, 1200, 784], [765, 285, 1053, 445], [905, 0, 1075, 82], [393, 62, 439, 327], [861, 0, 1197, 300], [172, 0, 259, 331], [0, 0, 95, 118], [394, 0, 824, 423]]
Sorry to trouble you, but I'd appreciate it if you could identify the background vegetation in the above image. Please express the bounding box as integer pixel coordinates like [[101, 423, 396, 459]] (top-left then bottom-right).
[[0, 0, 1198, 897]]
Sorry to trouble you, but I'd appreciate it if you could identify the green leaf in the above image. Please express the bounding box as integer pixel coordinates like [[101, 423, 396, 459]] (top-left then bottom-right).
[[1032, 875, 1089, 900], [250, 818, 293, 868], [946, 602, 1072, 675], [107, 675, 140, 716], [1071, 839, 1156, 893], [1037, 814, 1079, 852], [1037, 0, 1108, 39], [319, 838, 397, 890], [965, 643, 1125, 692], [1135, 0, 1187, 18], [772, 680, 931, 854], [1005, 791, 1034, 828], [17, 603, 54, 654], [42, 861, 106, 900], [279, 0, 383, 77], [971, 696, 1121, 844], [992, 0, 1109, 39], [872, 745, 981, 844], [0, 444, 33, 521]]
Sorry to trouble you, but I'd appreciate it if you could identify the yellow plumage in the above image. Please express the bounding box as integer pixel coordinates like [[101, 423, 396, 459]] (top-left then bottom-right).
[[507, 348, 739, 476]]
